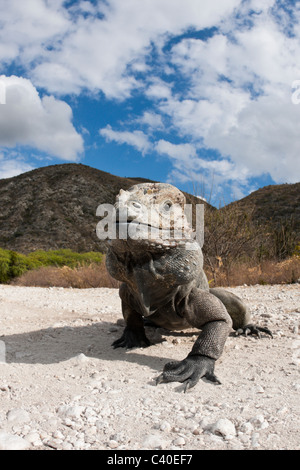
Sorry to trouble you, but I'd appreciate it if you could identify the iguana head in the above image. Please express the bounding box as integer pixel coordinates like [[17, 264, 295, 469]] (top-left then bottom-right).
[[109, 182, 197, 251]]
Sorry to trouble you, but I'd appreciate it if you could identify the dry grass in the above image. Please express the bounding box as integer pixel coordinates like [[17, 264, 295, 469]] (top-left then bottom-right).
[[12, 255, 299, 289], [206, 257, 300, 287], [12, 260, 120, 289]]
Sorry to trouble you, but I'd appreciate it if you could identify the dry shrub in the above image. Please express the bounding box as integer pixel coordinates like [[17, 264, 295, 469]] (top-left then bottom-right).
[[12, 255, 300, 289], [206, 257, 300, 287], [257, 258, 300, 285], [12, 260, 120, 289]]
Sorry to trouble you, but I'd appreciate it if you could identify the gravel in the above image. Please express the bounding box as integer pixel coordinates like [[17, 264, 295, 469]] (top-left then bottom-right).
[[0, 283, 299, 450]]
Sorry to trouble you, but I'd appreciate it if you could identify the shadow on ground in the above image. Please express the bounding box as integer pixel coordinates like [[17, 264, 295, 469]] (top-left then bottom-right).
[[0, 322, 196, 373]]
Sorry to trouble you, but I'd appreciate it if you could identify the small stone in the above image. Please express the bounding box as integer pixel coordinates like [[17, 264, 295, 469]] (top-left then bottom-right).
[[173, 436, 185, 446], [260, 421, 269, 429], [108, 440, 119, 449], [73, 439, 86, 450], [62, 442, 74, 450], [108, 326, 119, 332], [192, 428, 201, 435], [250, 414, 266, 429], [251, 432, 260, 448], [72, 353, 89, 363], [278, 406, 289, 415], [25, 432, 42, 445], [199, 416, 211, 430], [7, 408, 30, 425], [142, 434, 167, 449], [209, 418, 236, 440], [160, 421, 172, 432], [57, 404, 85, 419], [239, 422, 254, 434], [0, 432, 30, 450], [52, 430, 65, 440]]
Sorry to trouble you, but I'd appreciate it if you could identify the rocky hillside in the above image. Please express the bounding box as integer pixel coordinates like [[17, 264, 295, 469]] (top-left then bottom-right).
[[0, 163, 299, 255], [224, 182, 300, 232], [0, 163, 208, 253]]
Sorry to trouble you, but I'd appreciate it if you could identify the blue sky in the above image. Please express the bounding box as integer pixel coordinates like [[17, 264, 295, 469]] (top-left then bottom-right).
[[0, 0, 300, 205]]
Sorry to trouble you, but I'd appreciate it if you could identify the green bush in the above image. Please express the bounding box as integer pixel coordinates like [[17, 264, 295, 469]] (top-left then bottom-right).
[[0, 248, 103, 284], [0, 248, 11, 283], [8, 251, 33, 279], [26, 249, 103, 268]]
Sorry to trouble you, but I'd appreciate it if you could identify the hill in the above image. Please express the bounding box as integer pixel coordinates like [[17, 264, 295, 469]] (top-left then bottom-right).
[[0, 163, 299, 256], [0, 163, 208, 253], [224, 182, 300, 232]]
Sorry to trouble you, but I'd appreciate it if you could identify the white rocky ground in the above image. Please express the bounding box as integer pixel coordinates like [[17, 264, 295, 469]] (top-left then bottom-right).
[[0, 284, 299, 450]]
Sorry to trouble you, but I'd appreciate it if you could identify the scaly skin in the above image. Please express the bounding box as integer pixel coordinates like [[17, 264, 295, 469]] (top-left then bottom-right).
[[105, 183, 272, 390]]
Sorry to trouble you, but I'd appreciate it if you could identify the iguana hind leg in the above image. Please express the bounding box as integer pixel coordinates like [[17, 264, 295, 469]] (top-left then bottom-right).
[[210, 287, 272, 337], [209, 287, 251, 330]]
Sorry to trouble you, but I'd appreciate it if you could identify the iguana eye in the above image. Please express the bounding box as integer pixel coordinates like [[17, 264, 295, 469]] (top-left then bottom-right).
[[131, 201, 142, 209], [162, 200, 173, 212]]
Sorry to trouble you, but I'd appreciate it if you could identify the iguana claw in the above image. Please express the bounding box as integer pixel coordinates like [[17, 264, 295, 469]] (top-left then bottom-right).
[[235, 323, 273, 338], [156, 355, 221, 392]]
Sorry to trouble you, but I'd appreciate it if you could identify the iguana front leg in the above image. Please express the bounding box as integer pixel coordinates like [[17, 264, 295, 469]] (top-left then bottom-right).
[[112, 283, 151, 349], [156, 290, 232, 391], [112, 322, 151, 348]]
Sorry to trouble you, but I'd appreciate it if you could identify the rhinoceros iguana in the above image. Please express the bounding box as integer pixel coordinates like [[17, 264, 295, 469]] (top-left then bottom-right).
[[105, 183, 272, 391]]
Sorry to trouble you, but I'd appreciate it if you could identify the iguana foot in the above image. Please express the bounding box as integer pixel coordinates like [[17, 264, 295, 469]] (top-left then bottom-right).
[[156, 355, 220, 392], [112, 326, 151, 349], [235, 323, 273, 338]]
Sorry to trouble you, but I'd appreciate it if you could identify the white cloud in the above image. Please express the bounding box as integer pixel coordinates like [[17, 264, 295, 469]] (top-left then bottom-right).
[[99, 125, 152, 155], [156, 140, 197, 162], [0, 0, 241, 99], [0, 75, 83, 161], [1, 0, 300, 195], [0, 151, 34, 179], [146, 78, 173, 101], [0, 0, 69, 65], [153, 4, 300, 188], [207, 93, 300, 184], [156, 139, 250, 186], [137, 111, 164, 130], [96, 0, 300, 193], [171, 34, 229, 88]]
